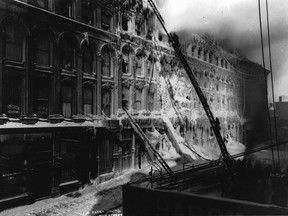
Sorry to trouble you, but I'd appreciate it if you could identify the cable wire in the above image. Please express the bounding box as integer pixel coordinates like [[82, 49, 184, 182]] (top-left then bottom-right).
[[258, 0, 275, 169], [265, 0, 281, 171]]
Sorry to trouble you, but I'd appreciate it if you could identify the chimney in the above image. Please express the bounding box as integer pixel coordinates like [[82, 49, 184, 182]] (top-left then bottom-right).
[[279, 96, 282, 102]]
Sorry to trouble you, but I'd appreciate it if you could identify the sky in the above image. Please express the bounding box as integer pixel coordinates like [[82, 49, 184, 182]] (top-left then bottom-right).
[[158, 0, 288, 102]]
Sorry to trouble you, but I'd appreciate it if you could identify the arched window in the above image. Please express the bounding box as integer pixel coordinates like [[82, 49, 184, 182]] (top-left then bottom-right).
[[101, 87, 112, 117], [60, 34, 76, 71], [209, 52, 213, 63], [82, 44, 93, 74], [101, 46, 111, 77], [122, 15, 129, 31], [198, 47, 202, 59], [135, 57, 143, 76], [5, 23, 24, 62], [35, 33, 51, 67], [3, 22, 25, 117]]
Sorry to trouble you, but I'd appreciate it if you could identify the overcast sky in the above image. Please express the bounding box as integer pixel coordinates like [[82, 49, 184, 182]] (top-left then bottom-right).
[[158, 0, 288, 102]]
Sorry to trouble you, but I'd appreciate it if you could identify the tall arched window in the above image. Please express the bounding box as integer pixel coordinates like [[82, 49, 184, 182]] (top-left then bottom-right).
[[60, 34, 76, 71], [35, 33, 51, 67], [82, 44, 93, 74], [101, 86, 112, 117], [101, 52, 110, 76], [33, 28, 53, 117], [3, 22, 25, 117]]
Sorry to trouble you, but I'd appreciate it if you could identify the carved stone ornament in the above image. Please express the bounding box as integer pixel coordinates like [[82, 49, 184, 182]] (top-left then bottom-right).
[[135, 79, 145, 90], [83, 80, 95, 87], [102, 82, 113, 90], [61, 77, 76, 85], [136, 47, 147, 59], [121, 43, 134, 54], [122, 78, 133, 88]]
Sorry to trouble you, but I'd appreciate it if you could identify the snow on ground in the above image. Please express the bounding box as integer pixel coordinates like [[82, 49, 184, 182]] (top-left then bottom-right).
[[226, 137, 246, 159], [0, 169, 150, 216]]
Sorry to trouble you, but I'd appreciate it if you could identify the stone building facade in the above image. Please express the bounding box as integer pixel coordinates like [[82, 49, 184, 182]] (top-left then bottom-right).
[[0, 0, 268, 208]]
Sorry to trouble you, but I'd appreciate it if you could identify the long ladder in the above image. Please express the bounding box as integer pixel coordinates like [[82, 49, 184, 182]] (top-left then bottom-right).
[[123, 108, 173, 175]]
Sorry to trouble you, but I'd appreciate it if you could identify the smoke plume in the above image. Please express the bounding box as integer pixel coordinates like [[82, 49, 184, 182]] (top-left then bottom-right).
[[158, 0, 288, 100]]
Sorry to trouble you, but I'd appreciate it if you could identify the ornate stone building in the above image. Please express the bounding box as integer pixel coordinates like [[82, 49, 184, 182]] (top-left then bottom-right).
[[0, 0, 268, 208]]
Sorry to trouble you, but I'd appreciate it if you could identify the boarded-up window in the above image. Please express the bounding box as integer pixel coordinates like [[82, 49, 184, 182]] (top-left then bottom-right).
[[83, 87, 93, 115], [0, 143, 26, 199], [5, 24, 24, 62], [62, 85, 72, 118]]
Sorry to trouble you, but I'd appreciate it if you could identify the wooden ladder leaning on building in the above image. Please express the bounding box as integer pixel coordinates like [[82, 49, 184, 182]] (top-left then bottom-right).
[[123, 108, 174, 176]]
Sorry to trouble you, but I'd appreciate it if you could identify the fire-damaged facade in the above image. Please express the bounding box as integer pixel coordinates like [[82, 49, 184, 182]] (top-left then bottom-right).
[[0, 0, 268, 208]]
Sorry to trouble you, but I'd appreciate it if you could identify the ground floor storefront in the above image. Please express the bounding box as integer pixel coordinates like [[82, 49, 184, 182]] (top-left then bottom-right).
[[0, 116, 164, 211]]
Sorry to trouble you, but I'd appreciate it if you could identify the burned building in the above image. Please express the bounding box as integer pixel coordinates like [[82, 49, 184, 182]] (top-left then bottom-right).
[[0, 0, 268, 208]]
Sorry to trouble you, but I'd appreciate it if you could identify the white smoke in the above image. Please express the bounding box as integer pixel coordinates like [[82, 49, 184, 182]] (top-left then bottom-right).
[[159, 0, 288, 100]]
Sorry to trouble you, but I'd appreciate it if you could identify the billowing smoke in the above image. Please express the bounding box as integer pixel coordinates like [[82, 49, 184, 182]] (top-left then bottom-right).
[[158, 0, 288, 100]]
